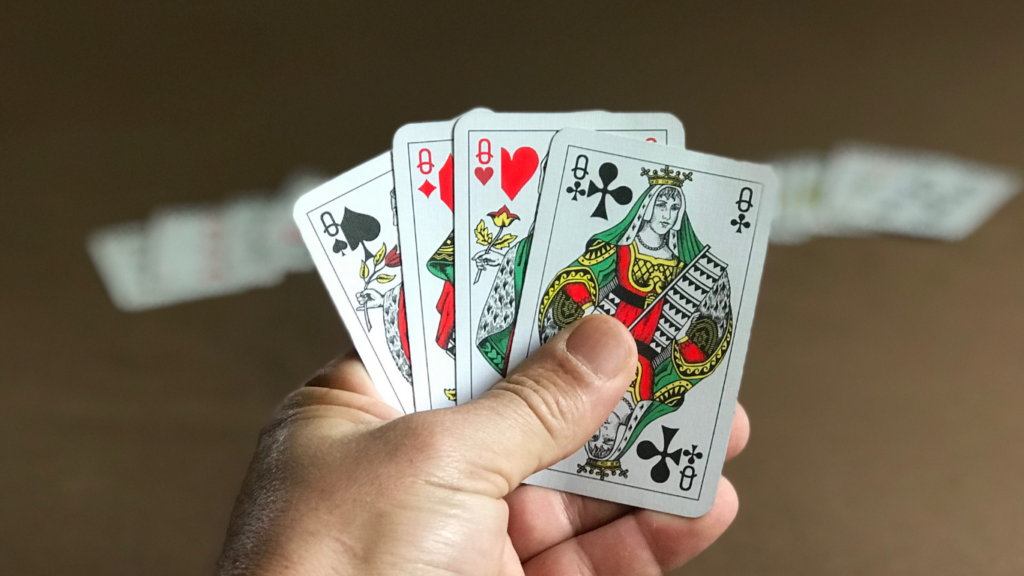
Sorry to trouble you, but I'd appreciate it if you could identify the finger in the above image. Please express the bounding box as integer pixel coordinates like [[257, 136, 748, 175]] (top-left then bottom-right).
[[523, 478, 739, 576], [304, 350, 401, 420], [437, 315, 637, 498], [498, 535, 525, 576], [506, 485, 632, 562], [727, 403, 750, 461]]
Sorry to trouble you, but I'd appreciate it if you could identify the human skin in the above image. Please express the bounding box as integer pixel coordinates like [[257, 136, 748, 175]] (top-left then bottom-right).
[[218, 315, 750, 576]]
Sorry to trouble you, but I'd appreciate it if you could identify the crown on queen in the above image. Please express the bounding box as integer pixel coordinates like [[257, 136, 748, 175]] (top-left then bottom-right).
[[641, 165, 693, 187]]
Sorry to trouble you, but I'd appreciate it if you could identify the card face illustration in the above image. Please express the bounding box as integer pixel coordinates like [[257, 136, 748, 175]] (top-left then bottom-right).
[[509, 129, 775, 517], [293, 153, 414, 414], [393, 119, 460, 410], [453, 111, 685, 404]]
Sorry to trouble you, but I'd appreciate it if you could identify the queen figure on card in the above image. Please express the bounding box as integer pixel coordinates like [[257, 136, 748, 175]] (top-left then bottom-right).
[[537, 166, 734, 479]]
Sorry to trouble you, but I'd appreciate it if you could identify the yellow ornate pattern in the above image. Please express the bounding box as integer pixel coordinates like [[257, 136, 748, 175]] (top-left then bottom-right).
[[538, 267, 599, 328], [626, 243, 683, 307], [577, 457, 627, 480], [654, 378, 693, 408], [641, 165, 694, 188], [671, 320, 733, 381], [628, 321, 733, 408], [430, 234, 454, 261], [630, 361, 644, 405], [578, 239, 616, 266]]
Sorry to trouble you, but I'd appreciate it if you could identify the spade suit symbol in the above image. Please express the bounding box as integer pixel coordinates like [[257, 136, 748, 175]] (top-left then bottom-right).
[[335, 208, 381, 259]]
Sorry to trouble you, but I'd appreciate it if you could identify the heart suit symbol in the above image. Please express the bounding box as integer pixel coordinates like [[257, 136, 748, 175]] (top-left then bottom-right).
[[474, 166, 493, 185], [500, 147, 538, 201]]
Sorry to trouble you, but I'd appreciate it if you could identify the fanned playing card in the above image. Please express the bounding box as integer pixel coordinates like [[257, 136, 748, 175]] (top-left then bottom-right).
[[508, 129, 776, 517], [392, 117, 464, 410], [452, 110, 685, 405], [293, 153, 414, 414]]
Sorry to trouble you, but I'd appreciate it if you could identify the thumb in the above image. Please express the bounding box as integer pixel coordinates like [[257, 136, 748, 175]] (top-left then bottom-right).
[[442, 315, 636, 498]]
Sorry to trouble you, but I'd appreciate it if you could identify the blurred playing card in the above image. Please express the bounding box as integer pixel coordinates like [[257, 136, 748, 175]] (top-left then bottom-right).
[[267, 172, 327, 274], [768, 154, 827, 244], [88, 222, 164, 311], [819, 143, 1020, 241], [88, 171, 328, 312], [146, 197, 282, 301]]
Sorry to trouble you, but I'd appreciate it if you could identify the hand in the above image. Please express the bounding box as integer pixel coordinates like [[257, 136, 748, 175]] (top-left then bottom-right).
[[218, 315, 750, 576], [355, 288, 384, 310], [473, 248, 505, 270]]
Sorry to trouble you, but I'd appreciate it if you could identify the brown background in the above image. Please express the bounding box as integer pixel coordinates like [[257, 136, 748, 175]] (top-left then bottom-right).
[[2, 1, 1022, 574]]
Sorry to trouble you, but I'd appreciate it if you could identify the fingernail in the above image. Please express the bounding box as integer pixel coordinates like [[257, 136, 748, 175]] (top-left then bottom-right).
[[564, 316, 634, 381]]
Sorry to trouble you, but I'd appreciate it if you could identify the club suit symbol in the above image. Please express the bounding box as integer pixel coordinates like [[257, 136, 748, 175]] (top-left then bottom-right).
[[731, 186, 754, 233], [731, 213, 751, 233], [586, 162, 633, 220], [678, 444, 703, 491], [636, 426, 682, 484], [566, 181, 584, 201]]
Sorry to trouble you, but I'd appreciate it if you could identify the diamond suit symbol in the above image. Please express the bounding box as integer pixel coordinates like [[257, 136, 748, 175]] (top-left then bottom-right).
[[418, 179, 436, 198]]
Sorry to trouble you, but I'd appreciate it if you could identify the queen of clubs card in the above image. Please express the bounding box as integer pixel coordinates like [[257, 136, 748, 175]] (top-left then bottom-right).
[[537, 167, 734, 479]]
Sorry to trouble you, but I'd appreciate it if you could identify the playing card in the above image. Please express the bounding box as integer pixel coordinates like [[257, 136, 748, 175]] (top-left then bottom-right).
[[508, 129, 776, 517], [146, 196, 282, 301], [819, 143, 1020, 241], [393, 118, 463, 411], [89, 189, 312, 312], [768, 154, 826, 245], [88, 222, 164, 311], [453, 110, 685, 405], [293, 153, 414, 414], [268, 171, 328, 274]]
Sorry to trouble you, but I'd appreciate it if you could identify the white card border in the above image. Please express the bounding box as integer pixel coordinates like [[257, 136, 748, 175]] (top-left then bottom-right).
[[393, 119, 458, 411], [292, 152, 414, 415]]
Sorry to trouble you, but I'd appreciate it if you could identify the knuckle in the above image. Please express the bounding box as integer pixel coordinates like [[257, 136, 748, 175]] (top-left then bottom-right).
[[259, 389, 325, 449], [257, 406, 302, 450], [496, 362, 585, 444], [275, 387, 319, 415], [382, 411, 453, 462]]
